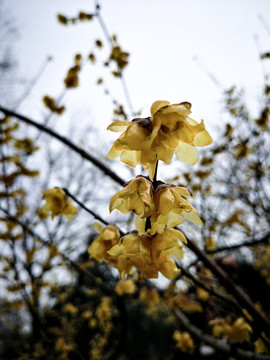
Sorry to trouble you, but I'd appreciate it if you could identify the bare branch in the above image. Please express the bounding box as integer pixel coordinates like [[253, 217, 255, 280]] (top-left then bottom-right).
[[0, 106, 126, 186], [174, 308, 270, 360]]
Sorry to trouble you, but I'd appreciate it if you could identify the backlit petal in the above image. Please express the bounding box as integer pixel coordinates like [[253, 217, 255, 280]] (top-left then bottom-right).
[[175, 143, 199, 165]]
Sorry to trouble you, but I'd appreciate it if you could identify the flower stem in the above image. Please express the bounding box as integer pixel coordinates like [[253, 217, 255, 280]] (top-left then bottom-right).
[[153, 160, 159, 187]]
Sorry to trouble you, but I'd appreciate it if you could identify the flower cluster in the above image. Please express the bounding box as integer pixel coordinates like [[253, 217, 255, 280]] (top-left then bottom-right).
[[89, 100, 212, 279], [209, 317, 253, 343], [108, 100, 212, 180]]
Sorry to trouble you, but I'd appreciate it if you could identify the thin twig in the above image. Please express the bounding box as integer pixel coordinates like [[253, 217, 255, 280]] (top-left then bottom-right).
[[184, 233, 270, 336], [207, 230, 270, 254], [0, 106, 126, 186], [0, 206, 113, 295], [176, 262, 241, 310]]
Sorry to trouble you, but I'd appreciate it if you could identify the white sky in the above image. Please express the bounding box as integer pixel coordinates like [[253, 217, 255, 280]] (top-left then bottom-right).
[[5, 0, 270, 141]]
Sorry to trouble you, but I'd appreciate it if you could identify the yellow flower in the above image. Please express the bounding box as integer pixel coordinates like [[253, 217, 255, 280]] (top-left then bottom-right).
[[108, 100, 212, 179], [135, 184, 202, 235], [196, 287, 210, 301], [109, 176, 154, 217], [151, 228, 186, 279], [108, 231, 157, 278], [225, 317, 253, 343], [108, 228, 186, 280], [38, 187, 78, 221], [115, 279, 137, 296], [88, 224, 120, 263], [254, 338, 269, 354], [173, 330, 195, 354], [209, 317, 252, 343]]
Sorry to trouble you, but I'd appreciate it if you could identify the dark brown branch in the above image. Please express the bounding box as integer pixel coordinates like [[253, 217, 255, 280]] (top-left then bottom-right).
[[0, 106, 125, 186], [63, 188, 110, 225], [176, 262, 241, 310], [184, 234, 270, 336], [174, 308, 270, 360], [207, 230, 270, 254]]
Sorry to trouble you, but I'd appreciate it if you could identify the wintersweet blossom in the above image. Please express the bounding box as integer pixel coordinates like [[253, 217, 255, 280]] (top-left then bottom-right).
[[109, 175, 154, 217], [88, 223, 121, 263], [107, 100, 212, 179], [173, 331, 195, 354], [209, 317, 252, 343], [38, 187, 78, 221], [135, 184, 202, 235], [115, 279, 137, 296], [108, 228, 186, 280]]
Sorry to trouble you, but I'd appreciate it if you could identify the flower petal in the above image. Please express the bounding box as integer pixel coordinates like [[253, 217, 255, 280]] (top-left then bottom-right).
[[175, 143, 199, 165], [107, 120, 130, 132], [150, 100, 170, 117]]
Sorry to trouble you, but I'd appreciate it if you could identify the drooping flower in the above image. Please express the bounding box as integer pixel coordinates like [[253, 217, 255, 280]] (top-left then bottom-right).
[[109, 175, 154, 217], [151, 228, 187, 279], [107, 100, 212, 179], [88, 223, 121, 263], [107, 231, 157, 278], [135, 183, 202, 235], [108, 228, 186, 280], [38, 187, 78, 221]]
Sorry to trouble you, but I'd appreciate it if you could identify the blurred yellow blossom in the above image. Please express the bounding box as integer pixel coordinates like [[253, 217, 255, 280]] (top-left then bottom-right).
[[108, 100, 212, 179], [63, 303, 78, 315], [196, 287, 210, 301], [254, 338, 269, 354], [38, 187, 78, 221], [139, 287, 160, 305], [115, 279, 137, 296], [88, 224, 120, 263], [173, 330, 195, 354], [205, 236, 217, 251], [209, 317, 252, 343], [225, 317, 253, 343]]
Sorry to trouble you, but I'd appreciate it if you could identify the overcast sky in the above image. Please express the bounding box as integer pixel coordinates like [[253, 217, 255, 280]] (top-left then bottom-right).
[[4, 0, 270, 142]]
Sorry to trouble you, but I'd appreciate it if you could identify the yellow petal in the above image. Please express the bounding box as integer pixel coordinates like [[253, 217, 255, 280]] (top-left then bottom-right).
[[107, 120, 130, 132], [194, 130, 213, 146], [122, 122, 150, 150], [107, 144, 121, 159], [158, 256, 180, 280], [171, 186, 192, 198], [168, 228, 187, 244], [145, 160, 157, 181], [167, 212, 184, 228], [150, 100, 170, 117], [134, 214, 146, 234], [107, 243, 123, 257], [92, 222, 104, 234], [157, 188, 175, 215], [120, 150, 138, 167], [177, 124, 194, 144], [183, 208, 203, 225], [175, 143, 199, 165]]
